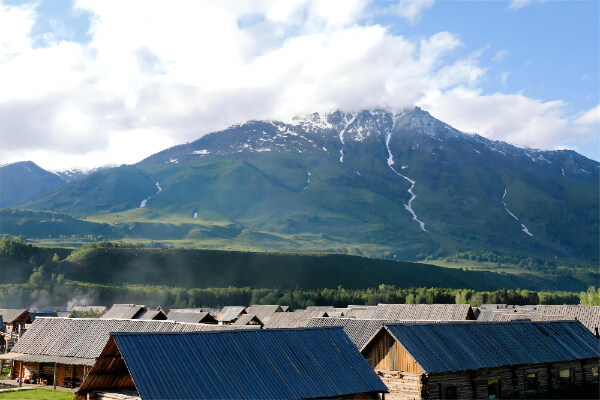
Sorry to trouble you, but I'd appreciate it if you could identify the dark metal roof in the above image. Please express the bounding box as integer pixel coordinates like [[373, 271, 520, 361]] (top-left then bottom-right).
[[380, 321, 600, 374], [307, 318, 392, 349], [536, 305, 600, 335], [110, 327, 387, 400]]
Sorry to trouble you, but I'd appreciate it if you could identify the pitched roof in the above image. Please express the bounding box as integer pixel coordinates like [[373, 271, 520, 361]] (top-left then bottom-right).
[[136, 310, 167, 321], [491, 313, 576, 323], [245, 304, 282, 322], [263, 310, 328, 329], [373, 321, 600, 374], [78, 327, 387, 400], [373, 304, 474, 320], [307, 318, 393, 349], [7, 317, 256, 365], [217, 306, 246, 322], [233, 313, 263, 326], [344, 307, 378, 319], [0, 309, 29, 324], [166, 311, 217, 324], [536, 305, 600, 335], [101, 305, 147, 320]]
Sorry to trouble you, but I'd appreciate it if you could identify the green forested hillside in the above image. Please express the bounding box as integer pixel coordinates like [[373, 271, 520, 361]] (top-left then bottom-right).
[[6, 108, 598, 267]]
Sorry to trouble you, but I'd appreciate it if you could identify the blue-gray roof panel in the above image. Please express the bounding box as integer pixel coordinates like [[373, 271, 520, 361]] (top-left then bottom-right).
[[385, 321, 600, 373], [112, 327, 387, 400]]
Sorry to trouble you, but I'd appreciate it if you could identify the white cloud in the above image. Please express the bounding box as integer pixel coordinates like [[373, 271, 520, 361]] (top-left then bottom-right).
[[508, 0, 548, 10], [492, 49, 509, 62], [419, 88, 597, 152], [500, 71, 510, 85], [574, 105, 600, 126], [0, 0, 596, 169], [392, 0, 435, 23]]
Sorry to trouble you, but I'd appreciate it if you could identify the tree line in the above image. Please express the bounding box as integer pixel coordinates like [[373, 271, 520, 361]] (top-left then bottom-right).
[[0, 277, 594, 309]]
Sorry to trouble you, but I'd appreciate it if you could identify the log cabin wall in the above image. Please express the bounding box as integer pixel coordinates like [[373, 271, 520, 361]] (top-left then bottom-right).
[[421, 359, 599, 400], [375, 371, 423, 400]]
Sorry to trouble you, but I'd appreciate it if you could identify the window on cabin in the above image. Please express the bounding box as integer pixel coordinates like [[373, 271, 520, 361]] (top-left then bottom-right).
[[487, 379, 501, 399], [591, 366, 598, 380], [526, 373, 538, 392], [559, 369, 572, 386], [444, 385, 458, 399]]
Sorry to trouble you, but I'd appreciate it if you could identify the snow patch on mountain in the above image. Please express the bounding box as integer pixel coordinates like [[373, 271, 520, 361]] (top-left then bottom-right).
[[339, 114, 357, 163], [140, 182, 162, 208], [385, 128, 427, 232], [192, 150, 209, 155], [502, 188, 534, 237]]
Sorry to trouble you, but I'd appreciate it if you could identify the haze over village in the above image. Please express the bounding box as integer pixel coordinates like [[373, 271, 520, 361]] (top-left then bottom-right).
[[0, 0, 598, 399]]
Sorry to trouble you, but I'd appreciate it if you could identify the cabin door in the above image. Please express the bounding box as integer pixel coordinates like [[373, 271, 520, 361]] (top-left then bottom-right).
[[57, 364, 66, 386]]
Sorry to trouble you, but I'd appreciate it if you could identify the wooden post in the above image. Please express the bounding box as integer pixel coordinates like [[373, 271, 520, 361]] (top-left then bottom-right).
[[18, 361, 23, 387], [53, 363, 57, 390]]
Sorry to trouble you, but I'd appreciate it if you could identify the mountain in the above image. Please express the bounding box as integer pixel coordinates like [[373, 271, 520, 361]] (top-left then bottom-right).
[[0, 162, 110, 207], [13, 108, 600, 263], [0, 161, 65, 207]]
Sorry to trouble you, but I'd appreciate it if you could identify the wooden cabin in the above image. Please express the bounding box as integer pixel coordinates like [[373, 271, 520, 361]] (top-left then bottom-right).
[[361, 321, 600, 400], [232, 313, 263, 327], [216, 306, 247, 324], [100, 304, 147, 319], [0, 309, 31, 335], [74, 327, 387, 400], [0, 317, 257, 389], [245, 304, 283, 323], [166, 310, 217, 324]]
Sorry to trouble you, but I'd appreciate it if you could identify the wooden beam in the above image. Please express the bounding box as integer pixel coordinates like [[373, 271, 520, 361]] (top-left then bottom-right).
[[18, 361, 23, 387], [53, 363, 57, 390]]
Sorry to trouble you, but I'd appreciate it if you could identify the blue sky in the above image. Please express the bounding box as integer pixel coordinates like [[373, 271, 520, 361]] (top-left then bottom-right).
[[0, 0, 598, 169]]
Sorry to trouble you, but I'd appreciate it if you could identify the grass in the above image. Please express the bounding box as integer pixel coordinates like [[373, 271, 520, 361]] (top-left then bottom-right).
[[0, 389, 73, 399]]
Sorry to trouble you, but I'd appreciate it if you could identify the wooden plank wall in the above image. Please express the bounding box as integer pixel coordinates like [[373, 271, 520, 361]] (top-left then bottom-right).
[[364, 331, 423, 374]]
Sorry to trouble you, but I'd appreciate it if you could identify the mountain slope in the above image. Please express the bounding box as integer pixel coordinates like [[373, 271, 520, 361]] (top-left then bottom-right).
[[15, 108, 599, 263], [0, 161, 65, 207]]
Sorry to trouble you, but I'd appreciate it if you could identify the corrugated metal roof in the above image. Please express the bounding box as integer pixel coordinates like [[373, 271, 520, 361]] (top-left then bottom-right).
[[166, 311, 217, 324], [263, 310, 328, 329], [307, 318, 392, 349], [233, 313, 263, 326], [110, 327, 387, 400], [9, 317, 257, 362], [380, 321, 600, 374], [245, 305, 282, 322], [136, 310, 167, 321], [536, 305, 600, 335], [492, 314, 576, 323], [373, 304, 473, 320], [101, 305, 147, 320], [217, 306, 246, 322]]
